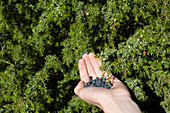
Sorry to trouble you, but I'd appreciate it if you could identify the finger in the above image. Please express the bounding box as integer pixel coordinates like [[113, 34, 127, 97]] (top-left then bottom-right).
[[74, 81, 108, 109], [96, 56, 108, 78], [82, 54, 97, 79], [96, 57, 115, 80], [109, 74, 115, 83], [96, 57, 102, 66], [89, 53, 103, 78], [74, 81, 85, 95], [78, 86, 109, 107], [78, 59, 89, 82]]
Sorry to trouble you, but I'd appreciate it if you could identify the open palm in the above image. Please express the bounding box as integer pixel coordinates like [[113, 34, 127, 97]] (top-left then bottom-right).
[[74, 53, 131, 109]]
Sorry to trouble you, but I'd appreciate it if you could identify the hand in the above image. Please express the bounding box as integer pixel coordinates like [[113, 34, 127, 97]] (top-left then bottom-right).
[[74, 53, 141, 113]]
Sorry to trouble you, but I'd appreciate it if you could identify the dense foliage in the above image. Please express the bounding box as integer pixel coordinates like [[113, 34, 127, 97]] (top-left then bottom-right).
[[0, 0, 169, 112]]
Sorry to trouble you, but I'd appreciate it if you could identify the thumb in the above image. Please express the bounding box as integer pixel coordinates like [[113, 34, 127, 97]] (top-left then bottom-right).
[[74, 81, 85, 95], [74, 81, 108, 108]]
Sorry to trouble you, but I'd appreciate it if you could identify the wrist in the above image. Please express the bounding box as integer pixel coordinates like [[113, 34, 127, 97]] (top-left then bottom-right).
[[100, 96, 141, 113]]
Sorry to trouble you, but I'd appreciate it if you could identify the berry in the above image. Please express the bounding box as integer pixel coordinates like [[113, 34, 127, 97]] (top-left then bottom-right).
[[93, 83, 96, 87], [88, 81, 92, 84], [106, 86, 109, 89], [79, 11, 81, 15], [85, 83, 88, 87], [108, 82, 113, 88], [87, 82, 91, 86], [98, 83, 102, 87], [89, 76, 93, 81], [99, 78, 102, 82], [45, 65, 48, 69], [101, 83, 104, 87], [102, 14, 106, 20], [92, 80, 96, 84], [84, 77, 113, 89], [102, 78, 106, 83], [94, 79, 97, 83]]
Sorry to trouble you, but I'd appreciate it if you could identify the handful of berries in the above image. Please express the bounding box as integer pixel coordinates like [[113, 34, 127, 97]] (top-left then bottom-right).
[[84, 76, 113, 89]]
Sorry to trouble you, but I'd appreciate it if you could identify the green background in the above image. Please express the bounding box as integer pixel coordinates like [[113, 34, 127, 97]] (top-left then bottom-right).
[[0, 0, 169, 112]]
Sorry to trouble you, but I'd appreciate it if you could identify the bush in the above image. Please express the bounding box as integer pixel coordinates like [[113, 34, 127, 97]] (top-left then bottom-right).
[[0, 0, 169, 112]]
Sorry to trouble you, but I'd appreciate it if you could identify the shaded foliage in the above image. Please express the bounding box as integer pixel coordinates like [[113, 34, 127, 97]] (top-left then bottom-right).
[[0, 0, 169, 112]]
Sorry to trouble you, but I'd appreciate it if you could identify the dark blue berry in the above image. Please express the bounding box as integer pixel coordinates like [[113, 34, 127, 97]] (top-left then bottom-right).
[[98, 83, 102, 87], [92, 82, 96, 87], [108, 82, 113, 88], [92, 80, 96, 84], [93, 83, 97, 87], [93, 79, 97, 83], [106, 85, 109, 89], [2, 34, 4, 37], [106, 86, 109, 89], [102, 14, 106, 20], [87, 82, 91, 86], [85, 83, 88, 87], [89, 76, 93, 81], [45, 65, 48, 69], [84, 77, 112, 89], [101, 83, 104, 87], [102, 78, 106, 83], [98, 81, 102, 85], [161, 50, 163, 52], [99, 78, 102, 82], [88, 81, 92, 84], [79, 11, 81, 15]]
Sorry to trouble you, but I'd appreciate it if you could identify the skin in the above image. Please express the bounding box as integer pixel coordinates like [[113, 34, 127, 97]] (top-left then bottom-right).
[[74, 53, 141, 113]]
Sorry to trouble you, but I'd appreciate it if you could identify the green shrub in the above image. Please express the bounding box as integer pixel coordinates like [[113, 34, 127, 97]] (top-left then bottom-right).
[[0, 0, 169, 112]]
